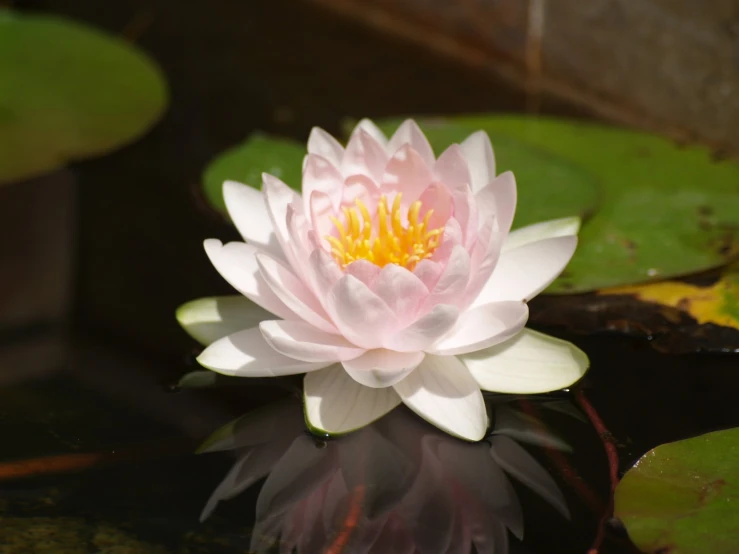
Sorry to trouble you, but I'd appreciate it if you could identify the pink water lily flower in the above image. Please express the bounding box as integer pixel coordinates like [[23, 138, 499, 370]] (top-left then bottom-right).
[[178, 119, 589, 441]]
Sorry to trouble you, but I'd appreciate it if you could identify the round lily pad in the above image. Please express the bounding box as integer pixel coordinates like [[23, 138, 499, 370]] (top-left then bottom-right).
[[381, 116, 739, 293], [614, 428, 739, 554], [0, 11, 168, 184], [202, 133, 305, 214]]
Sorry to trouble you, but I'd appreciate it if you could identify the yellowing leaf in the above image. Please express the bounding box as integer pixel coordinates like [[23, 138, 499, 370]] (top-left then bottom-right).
[[601, 262, 739, 330]]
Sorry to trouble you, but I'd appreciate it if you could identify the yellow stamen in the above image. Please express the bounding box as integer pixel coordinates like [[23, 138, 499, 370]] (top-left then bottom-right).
[[325, 193, 445, 271]]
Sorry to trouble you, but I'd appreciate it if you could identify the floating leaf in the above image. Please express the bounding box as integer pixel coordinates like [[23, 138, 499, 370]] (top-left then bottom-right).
[[602, 261, 739, 331], [528, 264, 739, 353], [203, 134, 304, 213], [614, 428, 739, 554], [372, 116, 739, 293], [0, 11, 168, 184]]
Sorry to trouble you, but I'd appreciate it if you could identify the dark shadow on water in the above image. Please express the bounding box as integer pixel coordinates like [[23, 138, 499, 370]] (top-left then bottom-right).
[[1, 332, 738, 553]]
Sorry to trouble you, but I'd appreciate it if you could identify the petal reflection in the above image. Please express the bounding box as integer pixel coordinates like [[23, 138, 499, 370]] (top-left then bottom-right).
[[200, 397, 574, 553]]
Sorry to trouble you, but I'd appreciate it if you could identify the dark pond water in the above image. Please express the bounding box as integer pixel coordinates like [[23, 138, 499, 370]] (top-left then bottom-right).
[[3, 333, 739, 553], [4, 0, 739, 553]]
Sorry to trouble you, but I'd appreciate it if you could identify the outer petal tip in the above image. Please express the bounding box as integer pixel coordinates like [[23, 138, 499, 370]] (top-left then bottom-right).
[[461, 328, 590, 394], [203, 238, 223, 255]]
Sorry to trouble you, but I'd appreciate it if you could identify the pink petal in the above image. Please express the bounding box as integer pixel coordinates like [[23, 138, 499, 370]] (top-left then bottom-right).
[[428, 301, 529, 356], [328, 275, 399, 349], [418, 182, 452, 229], [413, 259, 444, 291], [476, 171, 517, 235], [309, 190, 336, 239], [451, 185, 479, 250], [197, 326, 330, 376], [307, 248, 342, 304], [340, 174, 379, 207], [259, 320, 365, 363], [307, 127, 344, 166], [262, 173, 301, 252], [345, 260, 382, 287], [472, 235, 577, 306], [380, 144, 434, 205], [435, 144, 472, 191], [424, 245, 470, 308], [342, 349, 425, 388], [222, 181, 282, 259], [460, 131, 496, 193], [350, 118, 388, 149], [463, 220, 504, 308], [371, 264, 429, 325], [255, 253, 336, 333], [302, 154, 343, 212], [387, 119, 434, 167], [204, 239, 295, 320], [342, 129, 388, 183], [284, 204, 317, 279], [384, 304, 459, 352], [431, 217, 463, 264]]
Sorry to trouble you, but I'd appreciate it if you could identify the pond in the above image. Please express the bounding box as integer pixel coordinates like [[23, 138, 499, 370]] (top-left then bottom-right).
[[2, 1, 738, 553]]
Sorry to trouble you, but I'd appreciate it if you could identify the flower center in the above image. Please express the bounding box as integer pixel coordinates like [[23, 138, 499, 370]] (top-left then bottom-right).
[[326, 193, 444, 270]]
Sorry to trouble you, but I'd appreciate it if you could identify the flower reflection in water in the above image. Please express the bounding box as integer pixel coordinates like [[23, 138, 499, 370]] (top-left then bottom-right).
[[200, 398, 570, 553]]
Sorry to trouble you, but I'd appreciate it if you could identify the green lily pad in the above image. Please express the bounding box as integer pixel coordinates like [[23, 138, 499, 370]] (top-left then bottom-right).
[[614, 428, 739, 554], [372, 116, 739, 293], [203, 134, 305, 214], [0, 11, 167, 184]]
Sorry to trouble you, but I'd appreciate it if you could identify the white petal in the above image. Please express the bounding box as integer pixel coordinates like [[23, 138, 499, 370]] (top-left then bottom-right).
[[460, 328, 589, 393], [476, 171, 517, 235], [176, 296, 272, 345], [502, 216, 581, 253], [428, 301, 528, 356], [328, 275, 398, 349], [460, 130, 496, 193], [384, 304, 459, 352], [203, 239, 295, 320], [304, 365, 402, 434], [393, 354, 487, 441], [307, 127, 344, 166], [387, 119, 435, 166], [222, 181, 282, 258], [342, 349, 425, 388], [255, 253, 336, 333], [197, 327, 330, 376], [472, 235, 578, 306], [260, 320, 365, 363]]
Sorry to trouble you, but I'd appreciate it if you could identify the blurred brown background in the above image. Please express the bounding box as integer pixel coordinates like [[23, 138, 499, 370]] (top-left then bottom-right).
[[8, 0, 738, 363]]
